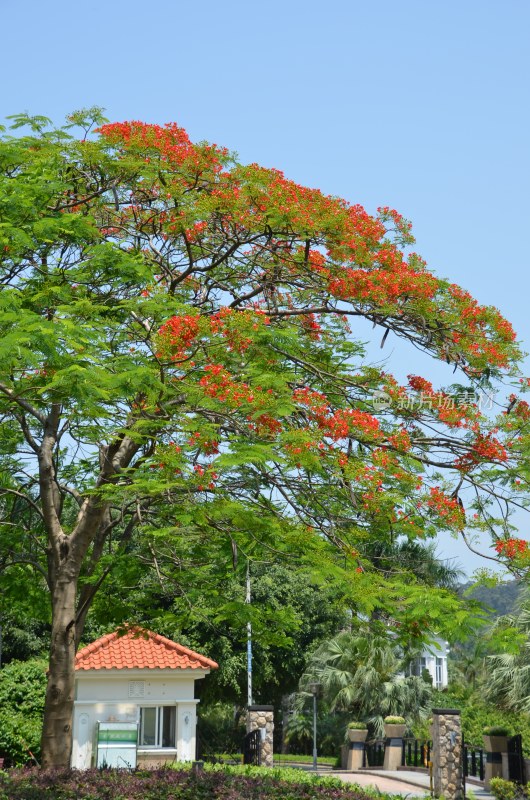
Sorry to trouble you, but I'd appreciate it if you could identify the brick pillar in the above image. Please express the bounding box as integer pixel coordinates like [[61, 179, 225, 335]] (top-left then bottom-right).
[[247, 705, 274, 767], [432, 708, 463, 800]]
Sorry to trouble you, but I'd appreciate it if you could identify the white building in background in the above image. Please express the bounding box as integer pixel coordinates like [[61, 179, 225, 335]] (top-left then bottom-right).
[[407, 637, 449, 689], [71, 628, 217, 769]]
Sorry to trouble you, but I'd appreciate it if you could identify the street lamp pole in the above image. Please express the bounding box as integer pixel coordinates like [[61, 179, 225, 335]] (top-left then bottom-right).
[[309, 682, 320, 771]]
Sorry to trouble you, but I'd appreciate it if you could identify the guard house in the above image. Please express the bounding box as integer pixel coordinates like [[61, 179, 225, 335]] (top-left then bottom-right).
[[71, 628, 217, 769]]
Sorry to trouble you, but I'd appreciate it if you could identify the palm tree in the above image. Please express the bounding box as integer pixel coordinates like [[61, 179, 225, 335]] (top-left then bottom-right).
[[297, 629, 432, 736], [485, 593, 530, 712]]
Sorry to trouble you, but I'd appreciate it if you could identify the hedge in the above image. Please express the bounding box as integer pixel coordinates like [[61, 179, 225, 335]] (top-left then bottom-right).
[[0, 765, 412, 800]]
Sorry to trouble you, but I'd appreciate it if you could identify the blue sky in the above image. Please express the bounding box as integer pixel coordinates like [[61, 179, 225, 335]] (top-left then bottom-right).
[[2, 0, 529, 575]]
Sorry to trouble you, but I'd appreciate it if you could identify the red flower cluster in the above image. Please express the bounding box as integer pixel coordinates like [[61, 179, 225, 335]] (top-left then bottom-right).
[[455, 434, 508, 471], [96, 119, 520, 377], [199, 364, 254, 405], [424, 487, 465, 529], [292, 387, 381, 442], [495, 538, 530, 559], [158, 314, 200, 359]]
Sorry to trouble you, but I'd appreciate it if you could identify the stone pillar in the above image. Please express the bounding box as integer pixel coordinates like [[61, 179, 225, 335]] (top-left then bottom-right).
[[347, 740, 366, 770], [483, 736, 508, 789], [432, 708, 463, 800], [247, 705, 274, 767], [383, 736, 404, 771]]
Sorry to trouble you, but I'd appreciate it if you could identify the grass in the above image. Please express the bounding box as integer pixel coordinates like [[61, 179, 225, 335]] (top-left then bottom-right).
[[273, 753, 339, 766]]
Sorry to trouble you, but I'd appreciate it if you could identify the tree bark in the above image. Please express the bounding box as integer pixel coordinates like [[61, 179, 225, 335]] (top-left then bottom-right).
[[39, 432, 140, 767], [40, 564, 78, 768]]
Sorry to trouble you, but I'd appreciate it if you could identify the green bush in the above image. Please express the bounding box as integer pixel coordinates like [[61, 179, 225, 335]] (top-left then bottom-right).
[[0, 658, 47, 766], [413, 687, 530, 754], [0, 765, 420, 799], [348, 721, 368, 730], [489, 778, 529, 800], [484, 725, 512, 736], [196, 702, 245, 759], [384, 715, 405, 724]]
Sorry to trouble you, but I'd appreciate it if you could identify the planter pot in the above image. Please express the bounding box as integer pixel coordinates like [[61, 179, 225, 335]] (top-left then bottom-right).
[[348, 729, 368, 743], [384, 723, 406, 739], [483, 735, 508, 753]]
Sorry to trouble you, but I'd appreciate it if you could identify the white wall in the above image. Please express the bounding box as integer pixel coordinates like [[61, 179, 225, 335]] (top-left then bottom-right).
[[71, 670, 206, 769]]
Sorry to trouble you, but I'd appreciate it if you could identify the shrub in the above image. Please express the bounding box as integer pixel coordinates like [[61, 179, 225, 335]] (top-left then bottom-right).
[[0, 765, 417, 799], [484, 726, 511, 737], [0, 658, 47, 766], [384, 716, 406, 724], [348, 721, 368, 730], [489, 778, 529, 800], [414, 688, 530, 754]]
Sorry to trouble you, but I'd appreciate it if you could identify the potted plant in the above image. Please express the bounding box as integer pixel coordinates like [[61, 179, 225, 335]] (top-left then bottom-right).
[[384, 715, 407, 738], [347, 721, 368, 743], [483, 725, 511, 753]]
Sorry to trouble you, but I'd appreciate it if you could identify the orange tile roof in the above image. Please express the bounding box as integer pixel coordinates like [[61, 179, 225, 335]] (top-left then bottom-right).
[[75, 628, 218, 672]]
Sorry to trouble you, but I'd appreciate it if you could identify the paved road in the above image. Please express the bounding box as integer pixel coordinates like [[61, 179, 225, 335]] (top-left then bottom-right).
[[329, 769, 428, 795], [329, 769, 495, 800]]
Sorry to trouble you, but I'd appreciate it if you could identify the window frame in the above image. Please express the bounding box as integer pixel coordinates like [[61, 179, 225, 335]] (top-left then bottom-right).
[[435, 657, 444, 689], [138, 705, 176, 749]]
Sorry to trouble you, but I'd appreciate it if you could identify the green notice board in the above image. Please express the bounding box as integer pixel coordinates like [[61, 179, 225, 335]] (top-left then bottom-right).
[[97, 724, 138, 744]]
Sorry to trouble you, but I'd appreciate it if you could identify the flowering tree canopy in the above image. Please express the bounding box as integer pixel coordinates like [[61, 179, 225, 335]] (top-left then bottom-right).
[[0, 109, 529, 767]]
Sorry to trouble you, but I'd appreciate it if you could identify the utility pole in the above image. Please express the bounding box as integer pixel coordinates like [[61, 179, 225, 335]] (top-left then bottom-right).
[[310, 682, 320, 770], [246, 561, 252, 707]]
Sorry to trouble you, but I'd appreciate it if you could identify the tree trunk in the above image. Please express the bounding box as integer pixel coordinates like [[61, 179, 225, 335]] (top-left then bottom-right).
[[40, 568, 78, 769]]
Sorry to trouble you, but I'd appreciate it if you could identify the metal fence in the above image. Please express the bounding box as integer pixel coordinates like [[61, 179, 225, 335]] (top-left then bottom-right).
[[401, 738, 432, 768], [463, 742, 485, 782], [363, 739, 385, 767], [243, 729, 262, 766]]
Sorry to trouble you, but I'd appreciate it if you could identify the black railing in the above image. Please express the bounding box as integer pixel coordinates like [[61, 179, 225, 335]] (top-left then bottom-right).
[[363, 739, 385, 767], [463, 743, 485, 782], [243, 729, 262, 766], [401, 738, 431, 768], [507, 734, 525, 784], [195, 730, 242, 764]]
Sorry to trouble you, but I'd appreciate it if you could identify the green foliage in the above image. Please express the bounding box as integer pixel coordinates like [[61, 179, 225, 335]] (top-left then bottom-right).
[[348, 721, 368, 729], [297, 628, 432, 737], [0, 613, 49, 664], [0, 764, 412, 800], [483, 592, 530, 713], [415, 686, 530, 754], [483, 725, 511, 736], [283, 710, 350, 756], [196, 703, 245, 759], [0, 658, 47, 765], [489, 778, 530, 800], [384, 715, 406, 724], [85, 559, 349, 710]]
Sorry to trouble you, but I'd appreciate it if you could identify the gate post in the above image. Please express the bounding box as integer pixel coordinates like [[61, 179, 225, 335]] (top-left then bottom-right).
[[432, 708, 463, 800], [247, 705, 274, 767], [484, 734, 508, 788]]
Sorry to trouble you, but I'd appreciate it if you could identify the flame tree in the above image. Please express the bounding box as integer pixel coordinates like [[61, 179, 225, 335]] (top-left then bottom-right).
[[0, 109, 529, 768]]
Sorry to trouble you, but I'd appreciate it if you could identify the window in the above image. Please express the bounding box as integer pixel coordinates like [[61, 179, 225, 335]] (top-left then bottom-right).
[[435, 657, 444, 689], [409, 657, 427, 678], [139, 706, 176, 748]]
